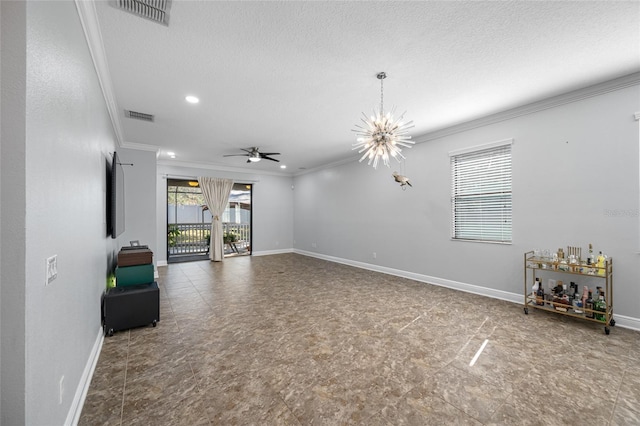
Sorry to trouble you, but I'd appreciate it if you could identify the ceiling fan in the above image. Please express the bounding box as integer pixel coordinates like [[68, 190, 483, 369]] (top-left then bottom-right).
[[223, 147, 281, 163]]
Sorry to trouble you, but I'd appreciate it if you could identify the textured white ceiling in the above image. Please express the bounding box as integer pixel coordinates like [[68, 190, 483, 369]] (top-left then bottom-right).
[[93, 1, 640, 173]]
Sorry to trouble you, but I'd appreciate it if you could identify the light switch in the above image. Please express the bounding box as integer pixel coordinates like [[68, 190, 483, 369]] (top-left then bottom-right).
[[46, 255, 58, 285]]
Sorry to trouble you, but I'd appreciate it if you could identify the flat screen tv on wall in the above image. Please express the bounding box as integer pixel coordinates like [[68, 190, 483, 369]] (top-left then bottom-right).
[[107, 151, 125, 239]]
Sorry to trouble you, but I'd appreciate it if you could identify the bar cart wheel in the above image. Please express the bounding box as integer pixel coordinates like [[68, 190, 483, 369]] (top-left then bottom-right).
[[524, 308, 528, 315], [610, 318, 616, 327], [605, 327, 610, 335]]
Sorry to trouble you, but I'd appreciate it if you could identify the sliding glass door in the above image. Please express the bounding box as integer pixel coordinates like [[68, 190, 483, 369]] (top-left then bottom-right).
[[223, 184, 252, 257], [167, 179, 252, 263]]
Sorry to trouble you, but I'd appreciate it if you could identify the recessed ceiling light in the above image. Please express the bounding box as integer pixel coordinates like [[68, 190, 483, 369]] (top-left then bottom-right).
[[280, 165, 287, 169], [185, 95, 199, 104], [167, 151, 176, 158]]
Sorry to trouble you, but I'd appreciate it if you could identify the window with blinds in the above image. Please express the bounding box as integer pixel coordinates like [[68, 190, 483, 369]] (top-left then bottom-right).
[[450, 140, 512, 243]]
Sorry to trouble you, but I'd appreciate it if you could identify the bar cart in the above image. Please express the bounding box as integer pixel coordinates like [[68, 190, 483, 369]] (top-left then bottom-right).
[[523, 250, 614, 334]]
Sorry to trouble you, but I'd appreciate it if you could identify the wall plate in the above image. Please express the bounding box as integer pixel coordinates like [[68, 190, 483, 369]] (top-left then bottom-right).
[[47, 255, 58, 285]]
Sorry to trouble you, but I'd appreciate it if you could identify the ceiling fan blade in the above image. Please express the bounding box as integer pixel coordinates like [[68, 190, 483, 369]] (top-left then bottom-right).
[[224, 148, 281, 163]]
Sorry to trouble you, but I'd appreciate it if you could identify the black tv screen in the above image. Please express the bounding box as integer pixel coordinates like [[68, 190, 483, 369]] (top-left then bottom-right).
[[109, 151, 125, 239]]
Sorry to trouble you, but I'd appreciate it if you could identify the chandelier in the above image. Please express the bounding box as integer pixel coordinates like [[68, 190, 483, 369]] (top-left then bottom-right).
[[352, 72, 414, 169]]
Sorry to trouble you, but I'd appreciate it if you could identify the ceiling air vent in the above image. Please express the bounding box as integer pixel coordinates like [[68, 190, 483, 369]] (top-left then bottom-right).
[[110, 0, 172, 26], [124, 110, 155, 122]]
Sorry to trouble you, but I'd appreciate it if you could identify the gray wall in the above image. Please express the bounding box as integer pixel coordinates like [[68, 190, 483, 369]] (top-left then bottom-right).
[[294, 84, 640, 320], [156, 164, 294, 263], [118, 148, 157, 259], [0, 0, 2, 414], [1, 1, 27, 423], [252, 174, 295, 253], [2, 1, 118, 424]]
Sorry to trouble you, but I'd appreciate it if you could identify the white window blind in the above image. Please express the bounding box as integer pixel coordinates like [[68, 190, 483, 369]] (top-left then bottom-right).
[[450, 142, 512, 243]]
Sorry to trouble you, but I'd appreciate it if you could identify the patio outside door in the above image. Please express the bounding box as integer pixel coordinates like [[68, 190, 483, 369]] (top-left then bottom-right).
[[167, 179, 252, 263], [223, 184, 252, 257]]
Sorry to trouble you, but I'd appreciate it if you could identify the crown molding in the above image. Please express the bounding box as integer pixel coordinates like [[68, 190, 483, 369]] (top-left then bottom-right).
[[120, 141, 160, 153], [75, 0, 124, 147], [413, 72, 640, 144], [292, 156, 359, 177], [157, 159, 292, 177]]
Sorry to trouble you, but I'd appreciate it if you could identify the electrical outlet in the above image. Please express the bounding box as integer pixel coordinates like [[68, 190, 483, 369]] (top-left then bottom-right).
[[59, 376, 64, 404], [373, 252, 377, 259], [311, 242, 317, 248], [46, 255, 58, 285]]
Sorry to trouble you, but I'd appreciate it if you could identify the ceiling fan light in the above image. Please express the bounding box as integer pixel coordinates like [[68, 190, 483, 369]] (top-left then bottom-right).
[[248, 156, 261, 162]]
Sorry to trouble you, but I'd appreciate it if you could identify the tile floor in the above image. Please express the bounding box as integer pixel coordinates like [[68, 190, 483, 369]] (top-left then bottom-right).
[[79, 253, 640, 425]]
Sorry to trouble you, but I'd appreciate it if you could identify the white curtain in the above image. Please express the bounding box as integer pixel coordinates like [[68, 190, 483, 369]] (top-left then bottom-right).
[[198, 177, 234, 261]]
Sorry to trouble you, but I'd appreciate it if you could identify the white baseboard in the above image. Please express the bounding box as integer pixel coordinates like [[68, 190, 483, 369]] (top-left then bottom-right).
[[294, 249, 640, 332], [157, 260, 168, 267], [252, 248, 294, 257], [66, 326, 104, 425], [610, 314, 640, 331]]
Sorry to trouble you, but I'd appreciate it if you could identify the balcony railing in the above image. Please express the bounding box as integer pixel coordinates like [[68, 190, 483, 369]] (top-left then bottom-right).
[[168, 222, 250, 256]]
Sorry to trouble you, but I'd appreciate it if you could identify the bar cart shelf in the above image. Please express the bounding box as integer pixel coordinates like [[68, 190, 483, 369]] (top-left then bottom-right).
[[523, 250, 614, 334]]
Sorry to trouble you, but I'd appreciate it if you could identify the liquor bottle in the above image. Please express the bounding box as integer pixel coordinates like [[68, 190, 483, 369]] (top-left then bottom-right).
[[585, 292, 594, 319], [597, 252, 606, 277], [588, 243, 594, 265], [536, 281, 545, 306], [532, 278, 540, 298], [570, 283, 579, 312], [573, 297, 583, 314], [570, 282, 578, 296], [595, 294, 606, 321]]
